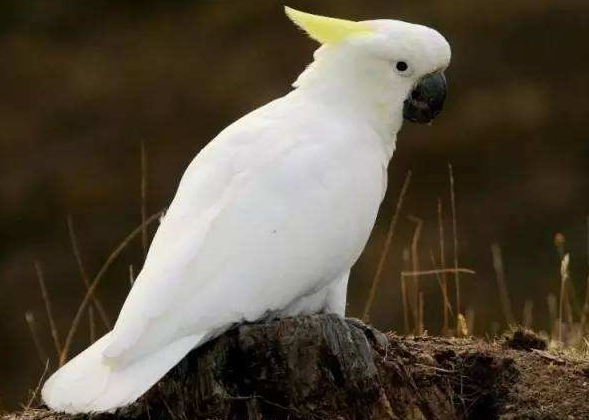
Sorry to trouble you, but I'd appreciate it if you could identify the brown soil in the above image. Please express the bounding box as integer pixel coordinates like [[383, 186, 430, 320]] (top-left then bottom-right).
[[2, 315, 588, 420]]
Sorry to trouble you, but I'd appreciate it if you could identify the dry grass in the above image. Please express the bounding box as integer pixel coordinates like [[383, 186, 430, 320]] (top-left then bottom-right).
[[363, 171, 412, 322], [21, 144, 163, 375], [88, 306, 96, 344], [523, 300, 533, 329], [25, 210, 164, 373], [129, 264, 136, 287], [448, 163, 461, 326], [401, 247, 411, 333], [359, 163, 589, 346], [437, 198, 449, 334], [24, 312, 48, 367], [558, 253, 570, 342], [141, 140, 149, 259], [401, 268, 475, 277], [23, 360, 49, 410], [491, 243, 515, 326], [33, 262, 61, 364], [59, 211, 163, 365], [67, 216, 111, 330], [429, 250, 454, 335], [408, 214, 423, 333], [364, 165, 475, 335]]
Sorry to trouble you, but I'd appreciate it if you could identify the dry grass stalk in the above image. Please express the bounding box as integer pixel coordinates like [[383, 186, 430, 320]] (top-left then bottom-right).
[[582, 274, 589, 329], [554, 234, 574, 325], [554, 232, 574, 324], [547, 293, 558, 340], [34, 261, 62, 362], [401, 247, 411, 333], [437, 198, 449, 334], [456, 313, 468, 337], [141, 141, 149, 259], [565, 295, 574, 326], [24, 359, 50, 410], [418, 292, 424, 335], [67, 216, 111, 329], [465, 307, 475, 336], [523, 300, 534, 329], [25, 311, 48, 366], [363, 171, 412, 322], [558, 253, 570, 343], [583, 219, 589, 329], [491, 244, 515, 326], [408, 215, 423, 333], [400, 268, 475, 277], [429, 251, 454, 334], [88, 306, 96, 344], [60, 211, 163, 365], [129, 264, 136, 287], [448, 163, 461, 328], [554, 232, 566, 261]]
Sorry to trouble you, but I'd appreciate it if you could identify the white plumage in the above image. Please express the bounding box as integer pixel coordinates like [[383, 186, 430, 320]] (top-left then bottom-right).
[[42, 7, 451, 413]]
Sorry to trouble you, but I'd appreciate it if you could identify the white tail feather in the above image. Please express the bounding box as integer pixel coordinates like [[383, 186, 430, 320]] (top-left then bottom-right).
[[42, 332, 203, 414]]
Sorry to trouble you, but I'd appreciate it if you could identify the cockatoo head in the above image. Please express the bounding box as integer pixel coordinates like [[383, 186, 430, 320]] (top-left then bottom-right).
[[286, 7, 451, 125]]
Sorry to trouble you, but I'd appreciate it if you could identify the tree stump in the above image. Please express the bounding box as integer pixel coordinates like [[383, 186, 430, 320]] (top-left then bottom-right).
[[3, 314, 589, 420]]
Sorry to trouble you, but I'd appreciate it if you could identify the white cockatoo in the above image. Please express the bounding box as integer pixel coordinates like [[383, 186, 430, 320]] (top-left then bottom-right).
[[42, 7, 451, 414]]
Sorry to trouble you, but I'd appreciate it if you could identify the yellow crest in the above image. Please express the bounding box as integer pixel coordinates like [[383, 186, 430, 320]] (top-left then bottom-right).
[[285, 7, 373, 45]]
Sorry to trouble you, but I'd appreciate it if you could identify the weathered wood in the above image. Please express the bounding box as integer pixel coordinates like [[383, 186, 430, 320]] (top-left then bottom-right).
[[3, 315, 589, 420]]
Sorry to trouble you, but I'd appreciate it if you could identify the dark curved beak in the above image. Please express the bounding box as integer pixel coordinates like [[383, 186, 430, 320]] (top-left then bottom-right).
[[403, 72, 447, 124]]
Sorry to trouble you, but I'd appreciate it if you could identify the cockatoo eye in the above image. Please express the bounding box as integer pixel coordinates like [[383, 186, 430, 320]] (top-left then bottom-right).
[[394, 61, 410, 75]]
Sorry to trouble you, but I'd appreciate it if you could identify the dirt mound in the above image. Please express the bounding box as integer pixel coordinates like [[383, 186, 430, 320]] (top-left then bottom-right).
[[503, 327, 548, 351]]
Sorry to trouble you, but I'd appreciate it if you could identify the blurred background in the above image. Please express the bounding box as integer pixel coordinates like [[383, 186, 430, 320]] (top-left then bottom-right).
[[1, 0, 589, 410]]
